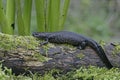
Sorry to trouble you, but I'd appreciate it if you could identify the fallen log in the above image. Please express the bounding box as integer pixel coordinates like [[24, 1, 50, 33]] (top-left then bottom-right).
[[0, 33, 120, 75]]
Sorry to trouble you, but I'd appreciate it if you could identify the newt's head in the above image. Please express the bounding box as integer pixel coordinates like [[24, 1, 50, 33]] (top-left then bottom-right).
[[32, 32, 51, 40]]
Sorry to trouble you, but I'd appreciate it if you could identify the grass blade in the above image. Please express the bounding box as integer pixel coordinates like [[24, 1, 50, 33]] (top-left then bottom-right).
[[6, 0, 15, 34], [0, 0, 13, 34], [59, 0, 70, 30], [48, 0, 60, 32], [35, 0, 45, 32], [23, 0, 32, 35], [16, 0, 25, 35]]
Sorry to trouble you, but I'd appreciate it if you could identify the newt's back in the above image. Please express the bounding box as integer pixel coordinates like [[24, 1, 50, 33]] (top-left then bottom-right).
[[48, 31, 86, 46]]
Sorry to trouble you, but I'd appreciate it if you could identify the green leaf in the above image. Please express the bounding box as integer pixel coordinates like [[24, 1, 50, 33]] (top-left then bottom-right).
[[59, 0, 70, 30], [6, 0, 15, 34], [0, 0, 13, 34], [48, 0, 60, 32], [23, 0, 32, 35], [35, 0, 45, 32], [16, 0, 25, 35]]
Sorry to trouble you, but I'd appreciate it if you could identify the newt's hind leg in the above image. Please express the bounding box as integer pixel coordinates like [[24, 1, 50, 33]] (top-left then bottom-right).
[[77, 41, 87, 50]]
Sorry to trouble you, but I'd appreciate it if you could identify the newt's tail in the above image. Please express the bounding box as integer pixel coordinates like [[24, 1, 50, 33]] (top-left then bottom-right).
[[88, 39, 113, 69]]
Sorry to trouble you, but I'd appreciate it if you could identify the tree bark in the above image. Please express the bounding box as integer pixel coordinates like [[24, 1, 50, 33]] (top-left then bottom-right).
[[0, 34, 119, 75]]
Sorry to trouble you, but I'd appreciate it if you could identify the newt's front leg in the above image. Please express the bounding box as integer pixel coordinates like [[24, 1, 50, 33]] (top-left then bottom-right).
[[40, 38, 49, 46]]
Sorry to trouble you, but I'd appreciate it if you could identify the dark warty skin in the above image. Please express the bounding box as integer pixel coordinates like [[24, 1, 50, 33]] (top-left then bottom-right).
[[32, 31, 113, 69]]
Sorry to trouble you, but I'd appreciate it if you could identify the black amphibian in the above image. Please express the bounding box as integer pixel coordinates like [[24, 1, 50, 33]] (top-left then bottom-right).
[[32, 31, 113, 69]]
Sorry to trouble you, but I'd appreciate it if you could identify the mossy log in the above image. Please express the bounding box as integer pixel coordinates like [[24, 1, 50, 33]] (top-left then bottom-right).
[[0, 33, 120, 75]]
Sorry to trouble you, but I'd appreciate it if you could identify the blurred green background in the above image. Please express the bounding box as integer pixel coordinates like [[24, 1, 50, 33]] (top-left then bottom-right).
[[65, 0, 120, 42], [31, 0, 120, 41]]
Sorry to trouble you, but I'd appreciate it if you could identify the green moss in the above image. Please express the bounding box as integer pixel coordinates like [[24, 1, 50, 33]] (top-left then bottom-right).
[[42, 45, 50, 57], [112, 42, 120, 55], [99, 40, 106, 48], [0, 33, 51, 62], [69, 66, 120, 80], [1, 63, 120, 80], [0, 33, 39, 51], [58, 66, 120, 80], [33, 52, 52, 62], [76, 53, 85, 59]]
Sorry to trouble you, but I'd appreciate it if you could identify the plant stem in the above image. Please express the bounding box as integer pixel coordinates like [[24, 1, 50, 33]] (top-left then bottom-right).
[[0, 0, 13, 34], [59, 0, 70, 30], [6, 0, 15, 34], [16, 0, 25, 35], [35, 0, 45, 32], [23, 0, 32, 35], [48, 0, 60, 32]]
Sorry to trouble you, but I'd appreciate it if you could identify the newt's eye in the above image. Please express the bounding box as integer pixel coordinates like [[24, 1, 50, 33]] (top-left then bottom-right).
[[32, 32, 37, 36]]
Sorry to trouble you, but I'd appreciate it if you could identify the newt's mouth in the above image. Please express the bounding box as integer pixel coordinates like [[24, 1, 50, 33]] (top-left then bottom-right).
[[32, 32, 39, 37]]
